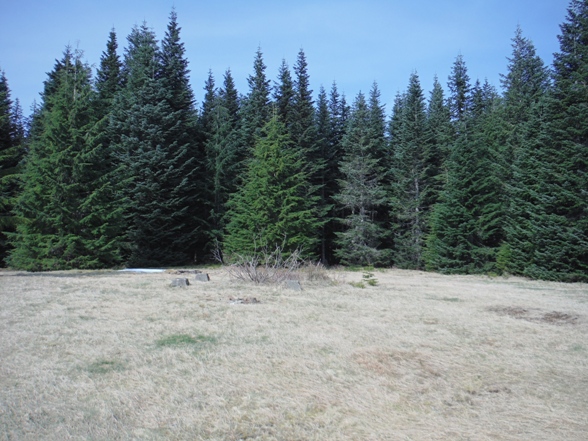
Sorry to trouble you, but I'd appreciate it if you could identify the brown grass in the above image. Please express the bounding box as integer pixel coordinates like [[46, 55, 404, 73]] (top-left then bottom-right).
[[1, 268, 587, 440]]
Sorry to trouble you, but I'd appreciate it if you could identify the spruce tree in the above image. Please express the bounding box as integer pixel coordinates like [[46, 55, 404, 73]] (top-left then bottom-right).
[[0, 71, 25, 265], [9, 48, 122, 270], [110, 21, 198, 266], [199, 69, 217, 138], [423, 76, 452, 211], [334, 92, 387, 265], [160, 10, 204, 257], [291, 49, 317, 155], [526, 0, 588, 281], [240, 48, 272, 150], [389, 73, 428, 269], [204, 70, 242, 253], [315, 82, 347, 264], [447, 54, 471, 124], [95, 29, 123, 118], [273, 59, 295, 127], [314, 85, 337, 263], [500, 26, 550, 275], [224, 116, 319, 257], [426, 78, 506, 274]]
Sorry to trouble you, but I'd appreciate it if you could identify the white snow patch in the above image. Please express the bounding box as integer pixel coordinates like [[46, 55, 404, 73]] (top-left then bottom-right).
[[119, 268, 166, 273]]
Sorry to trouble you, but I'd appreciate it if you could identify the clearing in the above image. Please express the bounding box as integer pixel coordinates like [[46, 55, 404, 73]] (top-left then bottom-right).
[[0, 268, 587, 440]]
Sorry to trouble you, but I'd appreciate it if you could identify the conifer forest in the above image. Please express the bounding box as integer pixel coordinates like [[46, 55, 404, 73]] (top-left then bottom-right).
[[0, 1, 587, 281]]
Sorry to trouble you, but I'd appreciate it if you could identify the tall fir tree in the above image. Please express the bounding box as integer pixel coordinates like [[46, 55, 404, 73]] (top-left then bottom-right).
[[240, 48, 272, 151], [499, 26, 551, 275], [110, 21, 198, 266], [224, 116, 320, 257], [423, 76, 452, 211], [273, 59, 295, 128], [314, 82, 348, 263], [426, 77, 506, 274], [95, 29, 124, 118], [204, 69, 242, 254], [334, 92, 387, 265], [315, 85, 336, 263], [9, 48, 123, 269], [0, 71, 25, 265], [526, 0, 588, 281], [389, 73, 428, 268], [291, 49, 317, 155], [447, 54, 471, 125], [199, 69, 217, 139]]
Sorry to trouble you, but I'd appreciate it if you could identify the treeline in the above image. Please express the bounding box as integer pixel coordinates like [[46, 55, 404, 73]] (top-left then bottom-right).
[[1, 2, 587, 281]]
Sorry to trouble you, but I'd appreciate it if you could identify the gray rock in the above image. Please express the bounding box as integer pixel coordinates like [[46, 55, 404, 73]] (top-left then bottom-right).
[[285, 280, 302, 291], [170, 278, 190, 287], [194, 273, 210, 282]]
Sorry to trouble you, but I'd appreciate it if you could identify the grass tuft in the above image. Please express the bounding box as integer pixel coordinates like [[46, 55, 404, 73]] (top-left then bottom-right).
[[86, 359, 124, 374], [155, 333, 216, 347]]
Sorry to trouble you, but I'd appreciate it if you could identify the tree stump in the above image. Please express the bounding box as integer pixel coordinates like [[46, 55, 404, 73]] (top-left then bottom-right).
[[194, 273, 210, 282], [171, 278, 190, 287]]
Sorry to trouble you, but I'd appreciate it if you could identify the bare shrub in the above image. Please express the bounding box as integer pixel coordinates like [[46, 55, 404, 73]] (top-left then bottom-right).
[[222, 246, 303, 284], [219, 246, 337, 286]]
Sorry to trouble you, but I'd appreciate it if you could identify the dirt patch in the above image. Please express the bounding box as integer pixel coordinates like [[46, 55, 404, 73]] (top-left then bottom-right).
[[353, 349, 441, 379], [488, 306, 579, 325], [540, 311, 579, 325]]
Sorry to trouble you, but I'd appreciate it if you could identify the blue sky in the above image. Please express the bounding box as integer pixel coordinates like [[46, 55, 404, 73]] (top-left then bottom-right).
[[1, 0, 570, 115]]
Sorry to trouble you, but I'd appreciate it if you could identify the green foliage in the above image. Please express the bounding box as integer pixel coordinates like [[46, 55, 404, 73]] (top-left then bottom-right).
[[334, 92, 387, 266], [362, 267, 378, 286], [389, 73, 428, 269], [2, 7, 585, 283], [9, 48, 124, 270], [349, 281, 366, 288], [224, 116, 320, 257], [425, 66, 507, 274], [0, 71, 25, 265], [110, 19, 200, 266]]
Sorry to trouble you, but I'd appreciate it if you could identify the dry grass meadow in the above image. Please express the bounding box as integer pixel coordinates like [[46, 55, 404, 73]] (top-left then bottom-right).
[[1, 266, 587, 440]]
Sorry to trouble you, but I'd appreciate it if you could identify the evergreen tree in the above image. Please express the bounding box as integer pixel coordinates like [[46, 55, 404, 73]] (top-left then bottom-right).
[[314, 85, 336, 263], [224, 116, 320, 257], [218, 68, 243, 178], [160, 9, 204, 257], [389, 73, 428, 268], [447, 54, 471, 124], [0, 71, 25, 265], [110, 21, 198, 266], [95, 29, 123, 118], [291, 49, 317, 155], [219, 69, 240, 126], [426, 79, 505, 273], [9, 48, 123, 270], [334, 92, 387, 265], [315, 81, 347, 263], [525, 0, 588, 281], [273, 59, 295, 127], [423, 76, 452, 211], [199, 69, 217, 137], [204, 70, 242, 253], [240, 48, 272, 150], [500, 26, 551, 275]]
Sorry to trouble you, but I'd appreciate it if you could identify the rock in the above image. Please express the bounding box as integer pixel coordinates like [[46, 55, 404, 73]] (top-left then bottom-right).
[[194, 273, 210, 282], [285, 280, 302, 291], [170, 278, 190, 287]]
